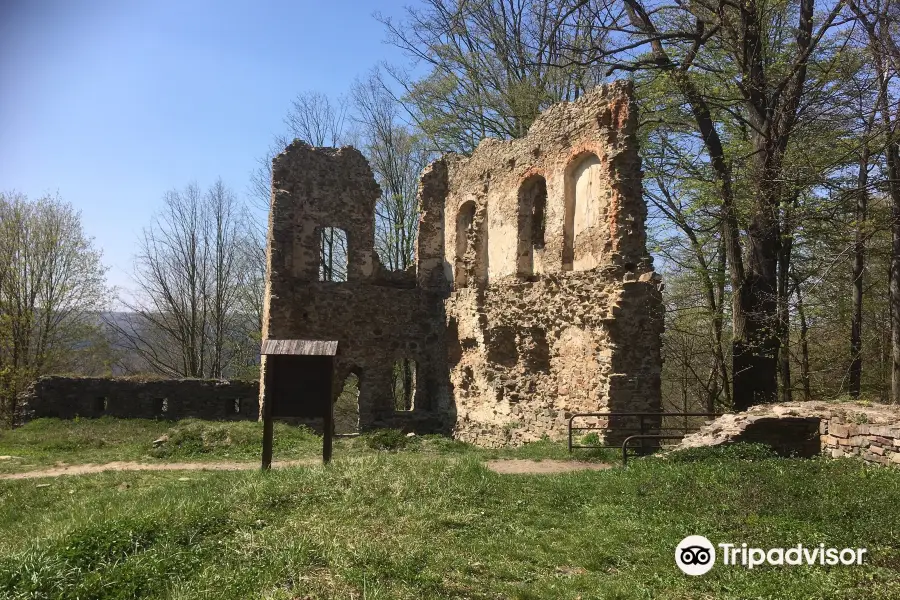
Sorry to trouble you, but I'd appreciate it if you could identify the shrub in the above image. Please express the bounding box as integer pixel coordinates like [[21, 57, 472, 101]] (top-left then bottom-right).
[[664, 442, 780, 463], [580, 432, 601, 446], [420, 434, 472, 453], [364, 429, 415, 451], [149, 421, 232, 458]]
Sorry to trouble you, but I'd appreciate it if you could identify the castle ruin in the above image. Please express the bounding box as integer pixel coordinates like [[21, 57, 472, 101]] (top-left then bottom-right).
[[259, 81, 664, 446]]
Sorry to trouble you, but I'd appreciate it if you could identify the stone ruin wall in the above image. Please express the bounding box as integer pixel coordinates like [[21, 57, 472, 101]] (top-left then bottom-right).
[[20, 376, 259, 421], [257, 80, 663, 445], [431, 81, 664, 445], [259, 144, 453, 433]]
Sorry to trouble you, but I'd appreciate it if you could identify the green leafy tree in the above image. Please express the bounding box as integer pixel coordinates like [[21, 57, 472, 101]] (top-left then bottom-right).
[[0, 192, 111, 422]]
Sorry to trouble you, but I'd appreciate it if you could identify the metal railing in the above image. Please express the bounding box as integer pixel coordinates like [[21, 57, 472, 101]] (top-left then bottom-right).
[[567, 411, 722, 459]]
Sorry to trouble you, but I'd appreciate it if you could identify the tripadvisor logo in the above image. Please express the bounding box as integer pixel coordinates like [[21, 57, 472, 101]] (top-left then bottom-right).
[[676, 535, 716, 575], [675, 536, 868, 575]]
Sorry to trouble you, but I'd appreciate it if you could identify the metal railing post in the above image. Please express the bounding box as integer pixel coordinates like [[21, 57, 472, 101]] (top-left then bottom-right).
[[567, 412, 722, 456], [639, 414, 646, 456]]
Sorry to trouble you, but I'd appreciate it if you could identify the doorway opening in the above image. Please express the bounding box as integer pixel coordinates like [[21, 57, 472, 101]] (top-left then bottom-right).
[[392, 359, 417, 411]]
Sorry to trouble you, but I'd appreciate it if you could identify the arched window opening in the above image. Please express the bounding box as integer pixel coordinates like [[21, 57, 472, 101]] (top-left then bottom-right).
[[517, 175, 547, 277], [454, 201, 477, 287], [563, 153, 603, 271], [318, 226, 348, 282]]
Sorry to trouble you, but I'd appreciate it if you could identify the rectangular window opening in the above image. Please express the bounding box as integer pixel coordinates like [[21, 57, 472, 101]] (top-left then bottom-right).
[[318, 227, 348, 282]]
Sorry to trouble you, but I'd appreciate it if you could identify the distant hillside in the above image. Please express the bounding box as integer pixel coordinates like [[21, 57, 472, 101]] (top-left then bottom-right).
[[96, 311, 260, 378]]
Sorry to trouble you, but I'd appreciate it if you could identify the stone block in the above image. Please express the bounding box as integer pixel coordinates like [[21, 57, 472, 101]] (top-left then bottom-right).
[[830, 423, 849, 438]]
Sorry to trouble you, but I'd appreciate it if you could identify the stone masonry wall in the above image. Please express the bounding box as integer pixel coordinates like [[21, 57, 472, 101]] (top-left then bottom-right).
[[20, 376, 259, 421], [437, 81, 664, 446], [257, 80, 663, 445], [260, 143, 452, 433], [821, 410, 900, 466]]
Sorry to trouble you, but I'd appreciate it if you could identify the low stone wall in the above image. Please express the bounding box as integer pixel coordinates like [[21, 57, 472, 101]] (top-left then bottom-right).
[[20, 376, 260, 421], [822, 419, 900, 466], [676, 401, 900, 466]]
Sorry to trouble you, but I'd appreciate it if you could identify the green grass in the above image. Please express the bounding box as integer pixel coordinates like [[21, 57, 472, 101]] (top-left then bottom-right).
[[0, 418, 377, 472], [1, 419, 899, 598], [0, 418, 615, 473]]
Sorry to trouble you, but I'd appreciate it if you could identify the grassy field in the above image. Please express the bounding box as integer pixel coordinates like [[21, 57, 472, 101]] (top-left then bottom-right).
[[0, 419, 899, 599], [0, 418, 594, 474]]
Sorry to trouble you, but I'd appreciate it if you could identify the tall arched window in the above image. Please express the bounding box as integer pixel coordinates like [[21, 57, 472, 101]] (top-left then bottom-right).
[[563, 153, 603, 271], [517, 175, 547, 277], [454, 201, 477, 287]]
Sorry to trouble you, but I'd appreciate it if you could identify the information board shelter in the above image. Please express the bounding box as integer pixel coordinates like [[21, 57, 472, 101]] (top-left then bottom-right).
[[260, 339, 338, 468]]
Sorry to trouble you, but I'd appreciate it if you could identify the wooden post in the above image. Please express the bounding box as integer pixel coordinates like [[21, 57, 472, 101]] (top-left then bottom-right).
[[323, 394, 333, 464], [261, 364, 274, 470]]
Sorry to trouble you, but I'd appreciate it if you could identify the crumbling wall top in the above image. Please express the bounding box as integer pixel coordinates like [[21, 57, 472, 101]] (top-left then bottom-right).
[[439, 80, 650, 285], [268, 141, 382, 283]]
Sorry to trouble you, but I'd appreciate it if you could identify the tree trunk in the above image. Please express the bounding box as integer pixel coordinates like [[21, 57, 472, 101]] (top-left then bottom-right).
[[889, 141, 900, 404], [733, 196, 781, 411], [403, 359, 415, 410], [714, 230, 731, 408], [778, 201, 794, 403], [794, 274, 812, 400], [850, 147, 869, 398]]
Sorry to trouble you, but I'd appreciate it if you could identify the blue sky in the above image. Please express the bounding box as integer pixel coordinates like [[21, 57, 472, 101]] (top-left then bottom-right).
[[0, 0, 413, 292]]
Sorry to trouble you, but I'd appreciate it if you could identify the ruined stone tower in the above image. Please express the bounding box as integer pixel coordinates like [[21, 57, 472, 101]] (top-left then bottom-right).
[[260, 80, 663, 445]]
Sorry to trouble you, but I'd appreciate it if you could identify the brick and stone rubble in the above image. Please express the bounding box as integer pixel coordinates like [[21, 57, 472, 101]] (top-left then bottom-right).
[[675, 401, 900, 466]]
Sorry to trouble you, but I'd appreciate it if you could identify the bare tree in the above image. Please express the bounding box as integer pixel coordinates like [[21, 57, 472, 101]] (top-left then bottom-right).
[[378, 0, 610, 152], [0, 192, 110, 420], [249, 91, 352, 290], [249, 91, 351, 211], [565, 0, 850, 409], [111, 180, 257, 379], [846, 66, 882, 397], [352, 71, 433, 271]]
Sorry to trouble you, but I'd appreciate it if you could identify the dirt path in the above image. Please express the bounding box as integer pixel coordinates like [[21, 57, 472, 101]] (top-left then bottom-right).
[[484, 459, 613, 474], [0, 458, 614, 480], [0, 459, 315, 480]]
